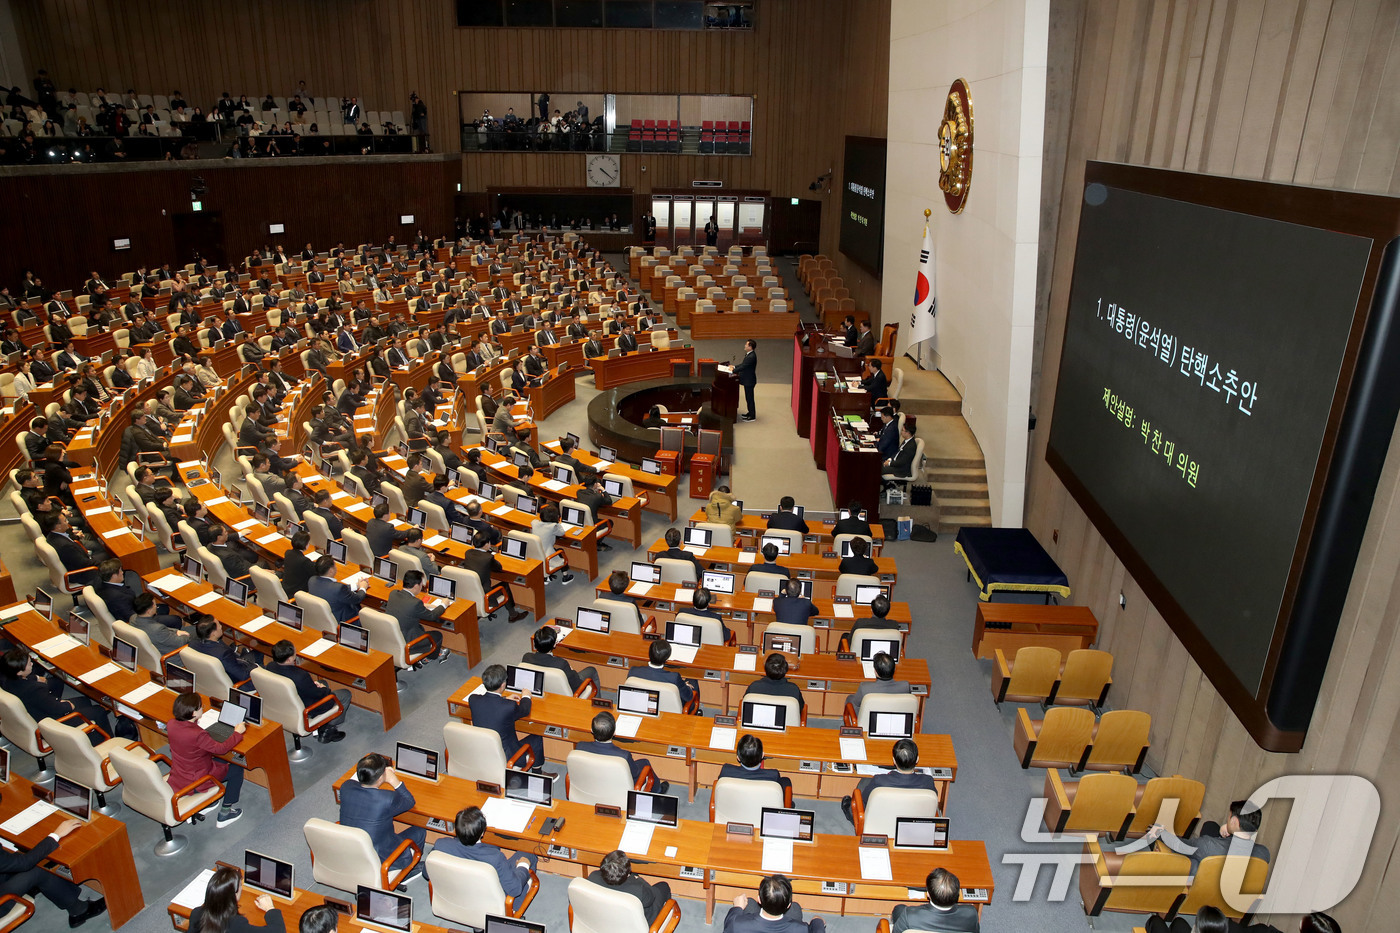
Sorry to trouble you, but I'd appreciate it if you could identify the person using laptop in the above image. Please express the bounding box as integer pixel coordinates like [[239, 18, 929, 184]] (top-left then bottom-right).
[[576, 712, 668, 794], [279, 530, 318, 598], [576, 472, 614, 550], [426, 805, 536, 895], [587, 849, 673, 925], [131, 593, 190, 656], [752, 543, 789, 579], [399, 527, 440, 577], [742, 653, 804, 713], [889, 868, 979, 933], [844, 594, 901, 637], [189, 616, 258, 682], [166, 691, 247, 827], [387, 571, 452, 664], [832, 500, 873, 538], [461, 531, 529, 624], [0, 815, 106, 926], [339, 753, 426, 880], [719, 734, 791, 794], [366, 500, 410, 557], [773, 578, 819, 627], [266, 640, 348, 743], [0, 649, 117, 745], [309, 490, 344, 540], [658, 527, 700, 574], [468, 664, 544, 765], [626, 640, 699, 713], [425, 474, 463, 526], [846, 652, 911, 718], [687, 587, 731, 643], [765, 497, 809, 534], [462, 499, 502, 547], [189, 865, 285, 933], [308, 555, 365, 623], [842, 738, 937, 824], [838, 536, 879, 576], [530, 503, 576, 584], [723, 874, 826, 933], [522, 625, 598, 695]]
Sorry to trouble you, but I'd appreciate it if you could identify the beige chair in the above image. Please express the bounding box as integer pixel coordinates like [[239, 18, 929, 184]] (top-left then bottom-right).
[[673, 611, 731, 646], [622, 675, 698, 716], [761, 622, 816, 655], [1176, 854, 1269, 921], [692, 521, 733, 548], [296, 591, 345, 635], [439, 564, 511, 619], [835, 573, 881, 599], [564, 750, 655, 806], [1126, 775, 1206, 838], [442, 722, 534, 782], [113, 619, 183, 674], [250, 565, 291, 610], [516, 662, 592, 699], [38, 716, 140, 814], [251, 667, 344, 762], [425, 851, 540, 929], [78, 586, 117, 650], [0, 688, 55, 778], [302, 509, 333, 551], [761, 528, 803, 554], [360, 605, 435, 672], [1014, 706, 1096, 770], [343, 528, 377, 569], [1042, 770, 1140, 838], [741, 692, 803, 727], [1078, 840, 1190, 919], [107, 743, 224, 856], [841, 627, 904, 660], [844, 692, 921, 733], [567, 877, 681, 933], [1085, 710, 1151, 773], [831, 533, 873, 557], [304, 817, 420, 894], [853, 786, 940, 835], [34, 538, 94, 601], [992, 646, 1062, 707], [1053, 649, 1114, 709], [709, 775, 788, 825], [179, 645, 242, 696], [591, 597, 646, 635], [0, 896, 34, 933], [655, 558, 697, 586], [742, 570, 787, 595]]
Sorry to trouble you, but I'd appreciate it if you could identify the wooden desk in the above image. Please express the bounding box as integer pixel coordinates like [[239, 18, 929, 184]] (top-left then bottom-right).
[[542, 340, 587, 373], [810, 375, 875, 471], [644, 542, 897, 599], [0, 774, 144, 927], [825, 414, 884, 524], [685, 509, 886, 554], [70, 470, 161, 574], [543, 441, 679, 521], [168, 873, 456, 933], [791, 333, 865, 440], [972, 603, 1099, 660], [1, 604, 296, 814], [690, 311, 798, 341], [523, 364, 577, 419], [591, 347, 697, 390]]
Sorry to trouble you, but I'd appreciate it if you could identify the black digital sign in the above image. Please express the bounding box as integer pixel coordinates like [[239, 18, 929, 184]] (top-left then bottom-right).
[[839, 136, 887, 275]]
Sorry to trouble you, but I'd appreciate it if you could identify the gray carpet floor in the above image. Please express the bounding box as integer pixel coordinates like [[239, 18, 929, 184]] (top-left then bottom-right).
[[0, 254, 1152, 933]]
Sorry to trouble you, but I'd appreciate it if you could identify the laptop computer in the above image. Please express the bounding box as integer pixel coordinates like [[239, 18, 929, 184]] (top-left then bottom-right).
[[327, 539, 349, 564], [760, 534, 792, 555], [229, 686, 263, 725], [52, 775, 93, 822], [602, 479, 624, 497], [394, 742, 440, 782], [504, 664, 545, 697], [428, 574, 456, 600], [867, 710, 915, 739], [759, 806, 815, 842], [206, 701, 247, 743], [515, 495, 538, 516], [111, 637, 138, 672], [629, 561, 661, 585], [640, 458, 662, 475], [575, 607, 610, 633], [894, 816, 949, 850], [64, 612, 89, 646], [561, 505, 587, 528], [683, 527, 712, 548], [665, 621, 702, 648], [244, 850, 295, 899], [762, 631, 802, 656], [277, 600, 304, 631], [337, 621, 370, 652], [616, 684, 660, 716], [854, 583, 890, 606], [701, 570, 735, 594], [355, 886, 412, 932], [501, 537, 527, 560], [740, 699, 788, 732], [860, 637, 901, 662], [164, 661, 195, 694], [626, 789, 679, 827], [598, 445, 618, 462], [374, 557, 397, 584], [225, 576, 251, 607], [504, 768, 554, 806]]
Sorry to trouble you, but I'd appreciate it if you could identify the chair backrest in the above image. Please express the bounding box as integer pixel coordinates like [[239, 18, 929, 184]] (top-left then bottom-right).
[[862, 786, 939, 836], [381, 482, 408, 516], [847, 627, 904, 660], [441, 566, 489, 607], [250, 565, 290, 609], [250, 667, 314, 738], [147, 508, 181, 556], [1086, 710, 1151, 772], [762, 529, 802, 553], [835, 573, 881, 599], [424, 851, 509, 929], [0, 688, 44, 756], [1006, 646, 1062, 700], [39, 717, 116, 791], [1056, 649, 1114, 705], [442, 722, 508, 783], [1178, 855, 1269, 919], [759, 622, 815, 655], [196, 545, 231, 591], [108, 744, 179, 826], [712, 776, 783, 826], [656, 558, 697, 586], [591, 597, 642, 634], [113, 620, 166, 672], [674, 611, 727, 646], [360, 605, 410, 667], [602, 473, 634, 498], [295, 591, 340, 635], [302, 509, 332, 551], [565, 750, 634, 806], [854, 692, 920, 732], [304, 817, 383, 893], [831, 533, 873, 556], [1096, 850, 1192, 914], [622, 675, 685, 714], [79, 586, 117, 649], [179, 646, 235, 697], [1032, 707, 1096, 766], [1129, 775, 1206, 837], [343, 528, 376, 569], [693, 521, 732, 548], [1060, 771, 1139, 835], [517, 661, 573, 698], [743, 570, 787, 594], [567, 878, 652, 933], [387, 548, 423, 583], [273, 493, 298, 525]]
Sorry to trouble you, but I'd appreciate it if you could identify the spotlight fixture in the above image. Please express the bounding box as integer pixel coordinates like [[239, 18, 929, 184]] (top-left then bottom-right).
[[808, 172, 832, 191]]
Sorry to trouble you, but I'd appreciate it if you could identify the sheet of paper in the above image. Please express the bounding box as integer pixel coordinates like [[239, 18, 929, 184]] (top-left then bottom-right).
[[670, 645, 699, 665], [100, 528, 131, 540], [619, 821, 656, 855], [541, 479, 567, 492], [256, 533, 284, 545], [752, 597, 774, 613], [0, 602, 34, 621], [615, 714, 643, 738], [33, 634, 81, 656], [733, 653, 757, 672], [301, 638, 335, 657], [305, 474, 325, 483], [171, 869, 216, 909], [665, 845, 678, 858], [834, 603, 854, 618], [466, 683, 487, 699], [121, 682, 165, 705], [489, 506, 512, 517], [190, 591, 223, 608], [709, 726, 737, 750], [197, 709, 220, 729], [147, 574, 190, 593], [234, 518, 259, 531], [331, 491, 353, 501], [481, 797, 535, 832], [424, 534, 447, 547], [0, 801, 57, 835], [761, 838, 794, 873], [205, 496, 230, 505], [242, 616, 273, 633], [627, 582, 653, 597], [854, 764, 884, 776], [72, 486, 100, 495], [343, 572, 370, 591], [347, 502, 372, 514], [682, 545, 708, 557], [861, 661, 877, 679], [86, 506, 113, 516], [78, 662, 122, 685], [737, 551, 757, 564], [858, 845, 893, 880], [178, 461, 201, 469], [839, 736, 868, 761], [593, 459, 615, 471]]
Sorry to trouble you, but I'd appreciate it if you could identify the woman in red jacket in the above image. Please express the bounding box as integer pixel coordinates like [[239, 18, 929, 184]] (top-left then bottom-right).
[[166, 691, 246, 828]]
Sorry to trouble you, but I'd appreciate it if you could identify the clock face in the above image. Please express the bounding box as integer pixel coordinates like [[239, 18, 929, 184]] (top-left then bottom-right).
[[587, 154, 620, 187]]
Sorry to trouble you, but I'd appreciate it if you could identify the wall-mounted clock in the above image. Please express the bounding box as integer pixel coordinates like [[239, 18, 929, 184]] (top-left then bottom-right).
[[586, 154, 621, 187]]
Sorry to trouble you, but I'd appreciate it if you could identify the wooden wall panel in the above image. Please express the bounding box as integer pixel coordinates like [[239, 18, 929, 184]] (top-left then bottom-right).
[[1030, 1, 1400, 928], [10, 0, 888, 311]]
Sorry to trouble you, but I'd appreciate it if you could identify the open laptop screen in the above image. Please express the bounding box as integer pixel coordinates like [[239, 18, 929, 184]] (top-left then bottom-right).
[[626, 790, 679, 826]]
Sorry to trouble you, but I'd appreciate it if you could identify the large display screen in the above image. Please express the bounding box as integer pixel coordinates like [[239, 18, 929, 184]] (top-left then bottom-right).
[[1046, 163, 1400, 750], [839, 136, 887, 275]]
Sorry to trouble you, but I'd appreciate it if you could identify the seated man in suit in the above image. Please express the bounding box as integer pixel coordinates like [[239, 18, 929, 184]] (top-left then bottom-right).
[[0, 648, 117, 744], [882, 420, 919, 484], [366, 501, 409, 557], [307, 555, 365, 623], [752, 543, 789, 578], [468, 664, 544, 766], [742, 653, 805, 714], [40, 511, 103, 587], [833, 499, 874, 538], [845, 652, 911, 718], [843, 737, 938, 824], [350, 447, 386, 496], [188, 616, 257, 683], [723, 874, 825, 933], [627, 640, 700, 713], [860, 358, 890, 399], [718, 733, 791, 794], [201, 522, 260, 580], [853, 594, 902, 632], [339, 753, 425, 877], [424, 475, 462, 527], [266, 640, 348, 743], [687, 586, 732, 643], [1130, 799, 1270, 870], [387, 570, 451, 663], [250, 454, 287, 501], [576, 712, 667, 794], [838, 536, 879, 576], [462, 498, 502, 547], [309, 490, 344, 540], [93, 558, 142, 622], [766, 496, 809, 534], [773, 578, 819, 627], [523, 625, 599, 695], [890, 868, 979, 933], [657, 527, 700, 575], [426, 805, 536, 892], [130, 593, 189, 656], [0, 807, 107, 926], [587, 849, 673, 925], [280, 531, 317, 597]]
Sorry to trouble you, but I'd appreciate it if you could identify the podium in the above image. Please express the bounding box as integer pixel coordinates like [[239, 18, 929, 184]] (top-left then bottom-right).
[[689, 428, 723, 500], [706, 360, 740, 421], [654, 449, 681, 476], [656, 426, 684, 476]]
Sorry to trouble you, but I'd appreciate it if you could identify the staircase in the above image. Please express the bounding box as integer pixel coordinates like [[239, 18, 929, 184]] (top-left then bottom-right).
[[891, 361, 992, 534]]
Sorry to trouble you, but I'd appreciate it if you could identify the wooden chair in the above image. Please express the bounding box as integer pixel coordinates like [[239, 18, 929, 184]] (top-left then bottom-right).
[[1078, 840, 1189, 918], [991, 646, 1061, 706], [1085, 709, 1151, 773], [1052, 649, 1114, 709], [1042, 769, 1139, 838], [1014, 706, 1095, 770], [1126, 775, 1205, 838], [1176, 855, 1269, 921]]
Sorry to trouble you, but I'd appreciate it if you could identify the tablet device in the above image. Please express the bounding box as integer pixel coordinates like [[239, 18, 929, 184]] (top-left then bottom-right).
[[575, 607, 610, 633], [244, 850, 295, 899]]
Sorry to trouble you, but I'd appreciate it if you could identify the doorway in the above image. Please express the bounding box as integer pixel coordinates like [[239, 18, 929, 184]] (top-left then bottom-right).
[[171, 211, 226, 269]]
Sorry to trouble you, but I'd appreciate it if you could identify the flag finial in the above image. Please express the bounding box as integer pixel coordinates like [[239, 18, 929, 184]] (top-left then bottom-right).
[[923, 209, 931, 219]]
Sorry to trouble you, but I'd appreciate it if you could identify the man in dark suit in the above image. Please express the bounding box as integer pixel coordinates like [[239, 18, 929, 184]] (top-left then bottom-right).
[[1131, 800, 1270, 871], [861, 358, 890, 400], [854, 320, 876, 357], [267, 639, 348, 743], [587, 850, 673, 925], [742, 652, 804, 714], [308, 555, 363, 622], [627, 639, 699, 710], [280, 532, 318, 597], [846, 652, 911, 719], [833, 500, 873, 538], [575, 711, 665, 791], [41, 511, 101, 586], [890, 869, 979, 933], [339, 753, 425, 875], [734, 339, 758, 421], [188, 617, 256, 683], [426, 806, 536, 894], [657, 527, 701, 575], [0, 649, 116, 743], [766, 497, 809, 534], [462, 531, 529, 622], [851, 737, 938, 814], [309, 490, 344, 540], [616, 324, 639, 353], [723, 875, 825, 933], [752, 543, 790, 579], [387, 571, 450, 662], [875, 408, 901, 460], [583, 332, 606, 359], [841, 315, 859, 347], [401, 453, 431, 507], [366, 502, 409, 556], [468, 664, 542, 764], [0, 810, 107, 926], [94, 559, 142, 622], [523, 625, 598, 696], [204, 523, 261, 581], [883, 421, 919, 483], [838, 536, 879, 576]]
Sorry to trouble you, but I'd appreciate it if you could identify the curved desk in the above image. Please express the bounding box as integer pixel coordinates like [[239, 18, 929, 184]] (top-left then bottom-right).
[[587, 377, 734, 469]]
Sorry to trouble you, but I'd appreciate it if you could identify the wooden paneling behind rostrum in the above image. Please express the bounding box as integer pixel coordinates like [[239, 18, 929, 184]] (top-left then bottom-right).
[[1029, 2, 1400, 929], [10, 0, 889, 312]]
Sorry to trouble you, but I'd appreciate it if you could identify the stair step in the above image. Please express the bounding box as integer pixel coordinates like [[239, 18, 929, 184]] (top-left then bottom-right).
[[939, 514, 993, 533], [938, 499, 991, 517], [898, 397, 963, 417], [924, 455, 985, 470], [931, 483, 989, 499]]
